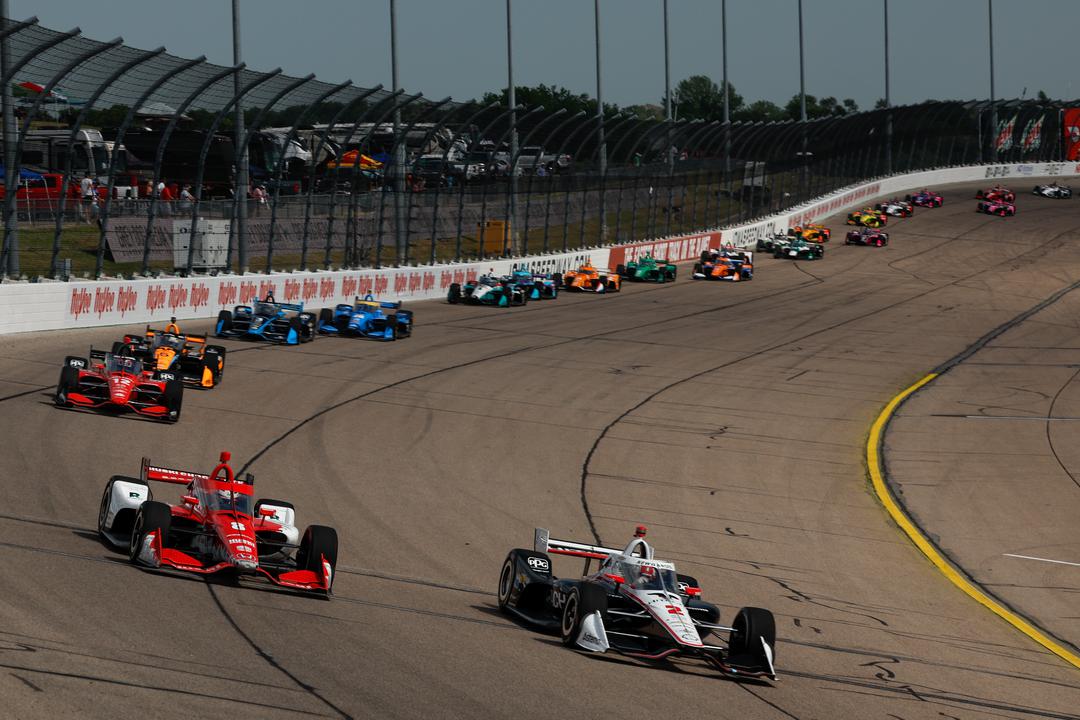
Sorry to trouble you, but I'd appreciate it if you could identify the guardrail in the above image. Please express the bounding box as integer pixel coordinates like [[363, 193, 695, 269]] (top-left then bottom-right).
[[0, 161, 1074, 335]]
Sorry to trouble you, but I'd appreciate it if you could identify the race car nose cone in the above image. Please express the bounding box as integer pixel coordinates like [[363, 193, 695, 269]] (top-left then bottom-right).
[[235, 559, 258, 571], [109, 375, 134, 403]]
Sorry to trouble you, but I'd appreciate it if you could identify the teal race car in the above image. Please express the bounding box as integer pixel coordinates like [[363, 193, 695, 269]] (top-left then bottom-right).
[[616, 255, 677, 283]]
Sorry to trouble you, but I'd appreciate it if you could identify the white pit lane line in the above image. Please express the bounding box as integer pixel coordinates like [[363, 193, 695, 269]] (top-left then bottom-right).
[[1003, 553, 1080, 568]]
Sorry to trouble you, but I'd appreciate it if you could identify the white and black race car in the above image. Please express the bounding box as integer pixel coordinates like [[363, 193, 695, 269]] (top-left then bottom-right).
[[497, 526, 777, 680], [1033, 183, 1072, 199]]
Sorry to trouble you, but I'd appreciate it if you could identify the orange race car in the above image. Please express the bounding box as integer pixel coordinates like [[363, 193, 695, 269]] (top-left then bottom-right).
[[118, 319, 226, 388], [789, 224, 832, 243], [561, 263, 621, 293]]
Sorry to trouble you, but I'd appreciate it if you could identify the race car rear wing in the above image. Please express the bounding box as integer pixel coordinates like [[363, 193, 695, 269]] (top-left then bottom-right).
[[140, 457, 209, 485], [534, 528, 621, 560], [356, 294, 402, 309]]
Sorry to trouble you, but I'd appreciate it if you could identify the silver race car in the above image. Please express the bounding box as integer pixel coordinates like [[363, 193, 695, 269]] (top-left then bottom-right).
[[1033, 183, 1072, 199], [497, 526, 777, 680]]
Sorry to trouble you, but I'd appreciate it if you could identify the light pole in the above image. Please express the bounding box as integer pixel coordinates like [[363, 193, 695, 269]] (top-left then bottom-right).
[[663, 0, 674, 172], [1, 0, 16, 277], [232, 0, 247, 274], [595, 0, 607, 241], [884, 0, 892, 174], [390, 0, 406, 265], [797, 0, 808, 198], [988, 0, 996, 161], [506, 0, 517, 253], [722, 0, 730, 176]]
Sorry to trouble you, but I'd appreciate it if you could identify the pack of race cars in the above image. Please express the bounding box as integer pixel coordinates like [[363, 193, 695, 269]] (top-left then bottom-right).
[[55, 179, 1044, 683]]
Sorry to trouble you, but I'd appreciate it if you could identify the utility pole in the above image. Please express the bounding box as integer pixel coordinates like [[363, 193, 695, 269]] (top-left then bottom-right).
[[988, 0, 996, 162], [884, 0, 892, 174], [797, 0, 807, 199], [232, 0, 247, 274], [663, 0, 673, 170], [506, 0, 516, 254], [595, 0, 606, 241], [722, 0, 730, 175], [391, 0, 405, 265], [0, 0, 16, 278]]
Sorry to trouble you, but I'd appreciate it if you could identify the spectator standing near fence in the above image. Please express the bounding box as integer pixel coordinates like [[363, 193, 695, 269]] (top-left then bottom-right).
[[179, 184, 194, 213], [251, 184, 267, 216], [79, 174, 94, 224], [159, 181, 174, 217]]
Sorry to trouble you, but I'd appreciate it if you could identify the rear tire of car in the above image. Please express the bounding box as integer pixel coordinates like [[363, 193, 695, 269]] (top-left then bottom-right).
[[730, 606, 777, 661], [552, 273, 562, 291], [497, 556, 515, 610], [386, 315, 399, 341], [615, 264, 625, 277], [55, 365, 79, 407], [206, 345, 226, 378], [448, 283, 461, 304], [216, 310, 233, 335], [297, 525, 338, 589], [129, 500, 171, 564], [318, 308, 333, 329], [164, 379, 183, 423], [560, 584, 607, 648]]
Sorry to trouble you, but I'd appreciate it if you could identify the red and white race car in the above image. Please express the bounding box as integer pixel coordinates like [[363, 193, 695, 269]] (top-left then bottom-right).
[[55, 348, 183, 422], [977, 199, 1016, 217], [975, 185, 1016, 203], [97, 451, 338, 597]]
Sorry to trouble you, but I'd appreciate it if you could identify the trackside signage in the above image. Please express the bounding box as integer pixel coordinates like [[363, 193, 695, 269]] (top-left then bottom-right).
[[3, 162, 1078, 335], [607, 232, 722, 266]]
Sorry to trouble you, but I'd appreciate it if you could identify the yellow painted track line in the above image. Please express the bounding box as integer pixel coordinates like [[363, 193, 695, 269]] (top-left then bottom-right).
[[868, 372, 1080, 670]]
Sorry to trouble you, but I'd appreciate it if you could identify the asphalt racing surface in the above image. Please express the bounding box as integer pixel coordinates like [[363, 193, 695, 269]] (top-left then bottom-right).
[[1, 179, 1079, 719]]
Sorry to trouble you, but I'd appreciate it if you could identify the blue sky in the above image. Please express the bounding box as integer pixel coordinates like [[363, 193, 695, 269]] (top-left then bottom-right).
[[16, 0, 1078, 110]]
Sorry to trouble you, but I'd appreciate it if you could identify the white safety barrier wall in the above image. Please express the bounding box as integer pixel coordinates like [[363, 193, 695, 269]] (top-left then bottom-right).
[[1, 161, 1076, 335]]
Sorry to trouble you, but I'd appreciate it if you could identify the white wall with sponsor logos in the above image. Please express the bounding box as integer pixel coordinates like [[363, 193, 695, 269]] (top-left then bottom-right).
[[1, 162, 1075, 335]]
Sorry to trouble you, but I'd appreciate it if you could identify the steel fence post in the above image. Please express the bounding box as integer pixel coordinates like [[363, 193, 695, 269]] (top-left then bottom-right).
[[524, 111, 585, 252], [477, 105, 540, 261], [47, 46, 165, 278], [560, 114, 613, 252], [505, 108, 566, 257], [588, 113, 637, 247], [142, 63, 240, 276], [453, 106, 521, 262], [186, 68, 282, 274], [578, 113, 630, 249], [264, 80, 353, 274], [95, 55, 206, 279], [607, 118, 654, 244]]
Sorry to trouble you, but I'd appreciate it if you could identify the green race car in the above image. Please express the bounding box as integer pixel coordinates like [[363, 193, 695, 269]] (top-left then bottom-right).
[[616, 254, 677, 283]]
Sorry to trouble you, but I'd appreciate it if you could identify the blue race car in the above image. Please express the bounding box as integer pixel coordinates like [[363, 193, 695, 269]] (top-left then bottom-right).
[[317, 295, 413, 340], [508, 269, 561, 300], [215, 294, 317, 345]]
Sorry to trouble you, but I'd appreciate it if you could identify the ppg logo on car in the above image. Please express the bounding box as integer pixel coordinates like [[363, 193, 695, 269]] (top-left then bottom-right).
[[527, 556, 550, 572]]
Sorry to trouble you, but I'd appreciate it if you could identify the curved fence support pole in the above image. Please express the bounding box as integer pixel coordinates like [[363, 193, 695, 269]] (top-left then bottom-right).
[[452, 106, 520, 261], [697, 124, 728, 226], [505, 108, 566, 256], [263, 79, 353, 273], [373, 96, 450, 267], [296, 85, 385, 270], [560, 116, 613, 252], [586, 113, 636, 248], [520, 111, 583, 254], [95, 54, 207, 278], [577, 113, 631, 249], [46, 46, 166, 278], [6, 34, 120, 278], [345, 92, 422, 270], [142, 63, 241, 275], [538, 116, 592, 253], [476, 106, 541, 261], [1, 24, 81, 279], [225, 73, 317, 274], [625, 122, 671, 244], [185, 68, 283, 274], [427, 102, 495, 265], [607, 119, 655, 243]]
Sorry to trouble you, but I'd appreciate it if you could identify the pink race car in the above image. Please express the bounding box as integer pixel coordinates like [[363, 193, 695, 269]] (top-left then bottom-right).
[[977, 199, 1016, 217], [907, 189, 943, 208]]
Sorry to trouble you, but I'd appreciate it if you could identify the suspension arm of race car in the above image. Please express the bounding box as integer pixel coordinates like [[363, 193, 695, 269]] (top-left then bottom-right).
[[608, 609, 649, 619], [692, 619, 735, 632]]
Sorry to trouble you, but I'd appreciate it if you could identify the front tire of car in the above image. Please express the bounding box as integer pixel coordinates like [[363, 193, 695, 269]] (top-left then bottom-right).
[[129, 501, 171, 564], [497, 556, 515, 610]]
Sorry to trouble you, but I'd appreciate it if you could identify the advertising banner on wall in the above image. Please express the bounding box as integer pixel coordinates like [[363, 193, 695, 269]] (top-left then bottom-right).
[[1065, 109, 1080, 161]]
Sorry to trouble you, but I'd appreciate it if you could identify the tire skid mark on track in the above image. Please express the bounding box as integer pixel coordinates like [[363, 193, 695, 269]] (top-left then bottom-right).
[[206, 584, 354, 720], [0, 660, 329, 717], [1043, 366, 1080, 491]]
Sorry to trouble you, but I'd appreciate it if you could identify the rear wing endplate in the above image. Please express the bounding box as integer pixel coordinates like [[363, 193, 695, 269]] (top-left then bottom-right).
[[140, 457, 209, 486], [534, 528, 620, 560]]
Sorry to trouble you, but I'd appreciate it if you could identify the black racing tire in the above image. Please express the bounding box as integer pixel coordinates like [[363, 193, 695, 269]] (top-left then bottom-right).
[[448, 282, 462, 304], [693, 262, 703, 277], [700, 250, 711, 264], [205, 345, 226, 378], [164, 378, 183, 422], [560, 583, 607, 647], [129, 500, 171, 564], [216, 309, 233, 335], [386, 315, 399, 340], [730, 606, 777, 660], [552, 273, 562, 290], [297, 525, 339, 588], [318, 308, 334, 328], [55, 365, 79, 407], [111, 340, 127, 355], [497, 555, 515, 610], [615, 263, 626, 277]]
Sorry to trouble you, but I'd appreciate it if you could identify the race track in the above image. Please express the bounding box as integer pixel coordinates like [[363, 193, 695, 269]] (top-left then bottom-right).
[[1, 179, 1079, 719]]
